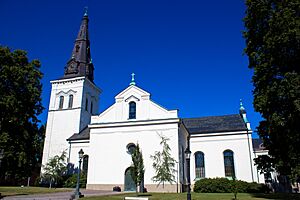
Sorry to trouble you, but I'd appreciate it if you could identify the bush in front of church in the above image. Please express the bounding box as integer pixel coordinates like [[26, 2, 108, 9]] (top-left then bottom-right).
[[194, 178, 268, 193], [63, 173, 87, 188], [194, 178, 232, 193]]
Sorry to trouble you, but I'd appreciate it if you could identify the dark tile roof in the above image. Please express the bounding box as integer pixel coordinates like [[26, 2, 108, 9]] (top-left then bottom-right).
[[67, 126, 90, 141], [182, 114, 247, 134], [252, 138, 266, 151]]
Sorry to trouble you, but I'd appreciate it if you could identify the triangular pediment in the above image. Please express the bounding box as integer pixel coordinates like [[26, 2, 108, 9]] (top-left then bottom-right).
[[92, 84, 178, 123], [115, 85, 150, 101]]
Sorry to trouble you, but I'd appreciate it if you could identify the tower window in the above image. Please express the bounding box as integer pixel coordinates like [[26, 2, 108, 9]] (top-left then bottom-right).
[[76, 45, 80, 52], [85, 98, 88, 111], [129, 102, 136, 119], [59, 96, 64, 109], [68, 94, 73, 108], [224, 150, 235, 178], [90, 101, 93, 114], [195, 151, 205, 179]]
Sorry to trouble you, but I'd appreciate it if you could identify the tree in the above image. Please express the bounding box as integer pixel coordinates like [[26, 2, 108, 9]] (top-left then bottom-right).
[[244, 0, 299, 191], [151, 134, 176, 188], [131, 143, 145, 193], [42, 151, 67, 188], [0, 46, 44, 185]]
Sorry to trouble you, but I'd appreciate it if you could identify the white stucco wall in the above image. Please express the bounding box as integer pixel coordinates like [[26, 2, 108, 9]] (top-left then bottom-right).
[[190, 131, 255, 183], [87, 85, 180, 191], [87, 121, 179, 186]]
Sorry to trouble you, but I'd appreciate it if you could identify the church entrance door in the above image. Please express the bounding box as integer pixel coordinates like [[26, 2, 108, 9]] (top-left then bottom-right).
[[124, 167, 136, 191]]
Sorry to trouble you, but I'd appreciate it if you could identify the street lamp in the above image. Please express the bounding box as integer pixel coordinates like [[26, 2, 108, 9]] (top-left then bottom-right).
[[75, 149, 84, 199], [185, 146, 191, 200]]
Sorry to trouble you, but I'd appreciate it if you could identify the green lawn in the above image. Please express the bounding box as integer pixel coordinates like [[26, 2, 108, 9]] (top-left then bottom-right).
[[0, 186, 72, 197], [0, 188, 299, 200], [83, 192, 300, 200]]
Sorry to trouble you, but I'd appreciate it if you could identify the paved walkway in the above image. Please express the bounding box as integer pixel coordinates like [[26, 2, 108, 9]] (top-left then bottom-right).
[[2, 189, 122, 200]]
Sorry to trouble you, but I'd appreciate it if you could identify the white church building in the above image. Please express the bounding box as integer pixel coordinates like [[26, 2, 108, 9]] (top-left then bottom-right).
[[41, 11, 267, 192]]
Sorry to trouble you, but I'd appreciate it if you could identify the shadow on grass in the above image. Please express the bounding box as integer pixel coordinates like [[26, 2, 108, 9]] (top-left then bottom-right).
[[250, 193, 300, 200]]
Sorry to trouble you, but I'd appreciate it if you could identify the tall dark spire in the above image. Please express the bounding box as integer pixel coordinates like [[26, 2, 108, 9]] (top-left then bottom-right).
[[64, 8, 94, 82]]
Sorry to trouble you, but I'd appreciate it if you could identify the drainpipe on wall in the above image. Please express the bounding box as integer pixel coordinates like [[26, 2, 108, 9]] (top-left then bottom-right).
[[68, 142, 72, 163], [246, 129, 254, 182]]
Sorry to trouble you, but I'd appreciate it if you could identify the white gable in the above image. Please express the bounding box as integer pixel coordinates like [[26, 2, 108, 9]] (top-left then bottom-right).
[[91, 85, 178, 123]]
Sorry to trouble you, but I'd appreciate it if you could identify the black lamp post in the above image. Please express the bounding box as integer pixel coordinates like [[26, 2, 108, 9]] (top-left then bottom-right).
[[185, 143, 191, 200], [75, 149, 84, 199]]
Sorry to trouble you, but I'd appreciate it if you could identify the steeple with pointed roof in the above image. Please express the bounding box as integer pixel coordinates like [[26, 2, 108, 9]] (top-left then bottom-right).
[[64, 8, 94, 82]]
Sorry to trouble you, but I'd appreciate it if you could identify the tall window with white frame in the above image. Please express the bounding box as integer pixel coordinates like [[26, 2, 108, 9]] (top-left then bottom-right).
[[129, 101, 136, 119], [59, 96, 64, 109], [68, 94, 73, 108], [195, 151, 205, 179], [223, 150, 235, 178]]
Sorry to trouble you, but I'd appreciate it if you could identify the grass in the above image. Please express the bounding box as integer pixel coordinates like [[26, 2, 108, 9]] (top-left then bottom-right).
[[83, 192, 300, 200], [0, 186, 72, 197], [0, 188, 299, 199]]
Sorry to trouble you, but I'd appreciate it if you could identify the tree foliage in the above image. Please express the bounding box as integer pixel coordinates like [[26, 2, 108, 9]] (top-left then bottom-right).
[[0, 46, 44, 185], [243, 0, 300, 179], [253, 154, 275, 175], [130, 143, 145, 193], [42, 151, 67, 188], [151, 134, 176, 188]]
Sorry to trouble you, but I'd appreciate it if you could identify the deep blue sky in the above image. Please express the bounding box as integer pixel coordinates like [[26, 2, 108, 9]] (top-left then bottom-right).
[[0, 0, 262, 137]]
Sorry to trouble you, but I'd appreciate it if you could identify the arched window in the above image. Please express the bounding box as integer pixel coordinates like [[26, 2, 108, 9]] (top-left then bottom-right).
[[90, 101, 93, 114], [82, 155, 89, 174], [68, 94, 73, 108], [59, 96, 64, 109], [195, 151, 205, 179], [129, 102, 136, 119], [224, 150, 235, 178], [85, 98, 88, 111]]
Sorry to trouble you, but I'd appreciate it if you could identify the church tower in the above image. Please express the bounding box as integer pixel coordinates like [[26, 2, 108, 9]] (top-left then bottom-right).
[[42, 9, 101, 167]]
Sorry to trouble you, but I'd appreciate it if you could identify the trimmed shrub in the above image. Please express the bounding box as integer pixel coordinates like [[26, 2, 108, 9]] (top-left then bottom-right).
[[113, 186, 121, 192], [194, 178, 232, 193], [194, 177, 268, 193]]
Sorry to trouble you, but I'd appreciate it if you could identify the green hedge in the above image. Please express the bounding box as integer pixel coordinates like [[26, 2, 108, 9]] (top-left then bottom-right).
[[194, 178, 269, 193]]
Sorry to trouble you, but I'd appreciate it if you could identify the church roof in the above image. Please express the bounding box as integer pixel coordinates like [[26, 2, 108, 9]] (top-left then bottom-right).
[[182, 114, 247, 134], [252, 138, 266, 151], [67, 126, 90, 141]]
